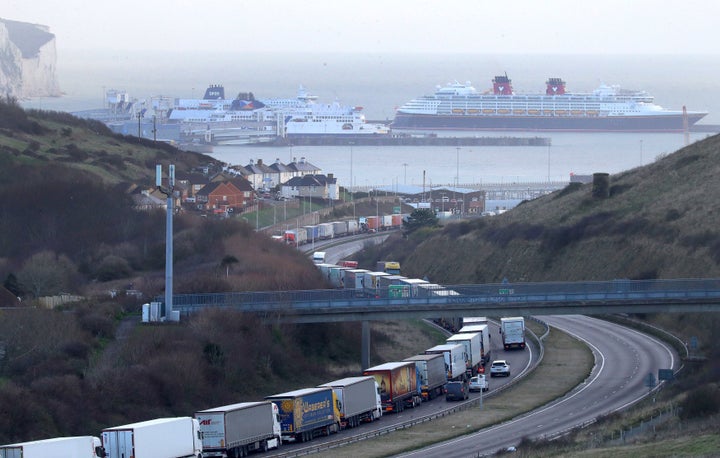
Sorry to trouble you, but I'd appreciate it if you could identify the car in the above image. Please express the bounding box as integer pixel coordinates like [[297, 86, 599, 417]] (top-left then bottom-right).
[[490, 360, 510, 377], [469, 374, 489, 392], [444, 381, 469, 401]]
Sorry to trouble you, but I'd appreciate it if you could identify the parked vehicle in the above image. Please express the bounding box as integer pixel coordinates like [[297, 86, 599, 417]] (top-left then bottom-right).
[[0, 436, 104, 458], [317, 222, 335, 239], [312, 251, 326, 264], [303, 225, 320, 242], [377, 274, 408, 296], [328, 265, 350, 288], [101, 417, 203, 458], [283, 228, 307, 245], [446, 332, 484, 376], [363, 271, 391, 297], [462, 316, 488, 326], [403, 354, 447, 401], [363, 361, 422, 413], [265, 387, 340, 443], [501, 317, 526, 350], [343, 269, 370, 291], [375, 261, 401, 275], [444, 380, 469, 401], [195, 401, 281, 457], [331, 221, 348, 237], [319, 376, 382, 428], [490, 360, 511, 377], [425, 343, 468, 381], [458, 323, 492, 364], [339, 260, 358, 268], [469, 374, 489, 392]]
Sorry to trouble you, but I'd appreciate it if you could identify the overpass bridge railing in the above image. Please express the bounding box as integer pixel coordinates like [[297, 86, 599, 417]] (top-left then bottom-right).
[[169, 278, 720, 315]]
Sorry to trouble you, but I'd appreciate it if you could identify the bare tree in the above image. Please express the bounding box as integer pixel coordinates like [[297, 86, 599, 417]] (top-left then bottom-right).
[[16, 250, 78, 297]]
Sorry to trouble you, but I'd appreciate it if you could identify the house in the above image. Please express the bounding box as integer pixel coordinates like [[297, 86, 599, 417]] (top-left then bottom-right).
[[268, 158, 295, 188], [175, 171, 210, 201], [196, 178, 255, 212], [244, 159, 276, 191], [288, 157, 322, 178], [281, 173, 339, 200]]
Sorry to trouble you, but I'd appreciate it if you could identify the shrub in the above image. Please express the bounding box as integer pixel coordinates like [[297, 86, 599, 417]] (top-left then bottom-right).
[[680, 384, 720, 419]]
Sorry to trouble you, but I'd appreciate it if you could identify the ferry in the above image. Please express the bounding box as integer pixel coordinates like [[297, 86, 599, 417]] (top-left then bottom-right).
[[391, 75, 708, 132]]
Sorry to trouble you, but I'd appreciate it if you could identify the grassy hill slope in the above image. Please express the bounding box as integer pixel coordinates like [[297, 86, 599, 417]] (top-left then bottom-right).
[[402, 134, 720, 284]]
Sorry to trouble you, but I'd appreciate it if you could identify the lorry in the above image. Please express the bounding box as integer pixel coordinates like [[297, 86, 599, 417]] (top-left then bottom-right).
[[339, 260, 358, 268], [363, 271, 391, 297], [375, 261, 401, 275], [101, 417, 203, 458], [319, 376, 382, 428], [462, 316, 488, 326], [195, 401, 281, 457], [317, 222, 334, 239], [425, 343, 468, 381], [328, 265, 350, 288], [331, 221, 348, 237], [283, 229, 307, 245], [265, 387, 340, 443], [303, 225, 319, 242], [447, 332, 484, 376], [312, 251, 326, 264], [501, 317, 526, 350], [343, 269, 370, 292], [458, 323, 492, 364], [403, 354, 447, 400], [0, 436, 104, 458], [363, 361, 422, 413]]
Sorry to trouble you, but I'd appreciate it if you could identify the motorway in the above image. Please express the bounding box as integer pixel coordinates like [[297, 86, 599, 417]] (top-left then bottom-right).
[[396, 315, 677, 457]]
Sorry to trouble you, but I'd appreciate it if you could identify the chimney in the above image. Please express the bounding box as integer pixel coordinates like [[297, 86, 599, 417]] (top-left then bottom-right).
[[249, 159, 254, 165], [257, 159, 263, 166]]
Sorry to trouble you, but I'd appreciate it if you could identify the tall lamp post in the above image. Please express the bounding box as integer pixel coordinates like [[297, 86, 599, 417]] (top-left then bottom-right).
[[156, 164, 177, 321]]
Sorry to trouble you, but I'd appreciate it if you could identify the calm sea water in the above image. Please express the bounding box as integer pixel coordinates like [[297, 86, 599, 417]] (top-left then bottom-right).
[[21, 51, 719, 186]]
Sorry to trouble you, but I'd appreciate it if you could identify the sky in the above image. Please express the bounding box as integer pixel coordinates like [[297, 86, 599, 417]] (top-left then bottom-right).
[[2, 0, 719, 55]]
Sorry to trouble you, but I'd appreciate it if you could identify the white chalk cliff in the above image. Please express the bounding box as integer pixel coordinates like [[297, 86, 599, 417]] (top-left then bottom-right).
[[0, 18, 61, 98]]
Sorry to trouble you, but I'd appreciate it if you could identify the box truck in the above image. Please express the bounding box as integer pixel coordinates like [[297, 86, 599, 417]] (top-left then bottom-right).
[[265, 387, 340, 443], [403, 354, 447, 400], [363, 361, 422, 413], [0, 436, 104, 458], [319, 376, 382, 428], [101, 417, 203, 458], [501, 317, 526, 350], [195, 401, 281, 457], [458, 323, 492, 364], [425, 343, 468, 381], [343, 269, 370, 291], [447, 332, 484, 376]]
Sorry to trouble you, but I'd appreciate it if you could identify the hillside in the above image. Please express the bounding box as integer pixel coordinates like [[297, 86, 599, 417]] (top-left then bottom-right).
[[398, 134, 720, 284]]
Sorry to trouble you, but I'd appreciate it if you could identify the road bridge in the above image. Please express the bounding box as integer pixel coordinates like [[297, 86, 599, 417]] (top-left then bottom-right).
[[168, 278, 720, 368]]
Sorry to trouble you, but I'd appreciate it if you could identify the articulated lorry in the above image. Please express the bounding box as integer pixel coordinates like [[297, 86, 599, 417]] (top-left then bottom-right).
[[195, 401, 281, 457], [0, 436, 104, 458], [403, 353, 447, 400], [458, 323, 492, 364], [265, 387, 340, 443], [376, 261, 401, 275], [447, 332, 485, 376], [101, 417, 203, 458], [319, 376, 382, 428], [363, 361, 422, 413], [425, 343, 468, 381], [501, 317, 526, 350]]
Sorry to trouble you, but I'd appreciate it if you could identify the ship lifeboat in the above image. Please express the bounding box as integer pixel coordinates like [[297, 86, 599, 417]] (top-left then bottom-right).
[[342, 123, 353, 130], [513, 109, 526, 115], [555, 110, 568, 115], [571, 110, 584, 116], [497, 108, 510, 114], [482, 108, 495, 114], [452, 108, 465, 114], [528, 109, 540, 115], [586, 110, 599, 116], [467, 109, 479, 114], [543, 110, 554, 115]]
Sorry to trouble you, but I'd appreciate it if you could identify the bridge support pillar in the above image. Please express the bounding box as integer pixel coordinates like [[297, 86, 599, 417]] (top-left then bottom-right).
[[361, 320, 370, 370]]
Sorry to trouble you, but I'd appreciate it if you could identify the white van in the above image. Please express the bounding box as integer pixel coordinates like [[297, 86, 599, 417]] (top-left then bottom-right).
[[312, 251, 326, 264]]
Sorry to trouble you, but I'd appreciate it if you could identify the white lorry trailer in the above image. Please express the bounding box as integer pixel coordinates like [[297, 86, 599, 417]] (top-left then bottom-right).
[[0, 436, 104, 458], [195, 401, 281, 457], [458, 323, 492, 364], [425, 343, 468, 381], [447, 332, 484, 376], [501, 317, 526, 350], [319, 376, 382, 428], [101, 417, 203, 458]]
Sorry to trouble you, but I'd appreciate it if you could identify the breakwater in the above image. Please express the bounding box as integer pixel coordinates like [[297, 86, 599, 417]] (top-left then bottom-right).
[[252, 134, 551, 147]]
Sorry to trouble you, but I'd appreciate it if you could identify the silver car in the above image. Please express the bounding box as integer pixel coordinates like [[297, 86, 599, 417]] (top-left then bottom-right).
[[490, 360, 510, 377]]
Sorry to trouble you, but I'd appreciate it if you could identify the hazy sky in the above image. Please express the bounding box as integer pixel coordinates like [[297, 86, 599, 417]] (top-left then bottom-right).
[[3, 0, 719, 54]]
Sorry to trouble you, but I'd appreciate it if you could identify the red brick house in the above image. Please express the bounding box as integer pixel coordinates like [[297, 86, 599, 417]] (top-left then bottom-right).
[[196, 178, 255, 212]]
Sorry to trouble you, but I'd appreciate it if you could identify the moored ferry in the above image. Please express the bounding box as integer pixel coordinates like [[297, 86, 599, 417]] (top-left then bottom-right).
[[391, 75, 707, 132]]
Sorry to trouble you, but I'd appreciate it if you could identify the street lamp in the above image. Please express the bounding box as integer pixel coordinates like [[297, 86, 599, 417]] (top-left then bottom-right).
[[402, 163, 408, 185], [156, 164, 177, 322]]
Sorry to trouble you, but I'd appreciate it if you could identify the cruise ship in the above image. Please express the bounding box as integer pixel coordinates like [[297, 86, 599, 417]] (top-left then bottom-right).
[[391, 75, 707, 132]]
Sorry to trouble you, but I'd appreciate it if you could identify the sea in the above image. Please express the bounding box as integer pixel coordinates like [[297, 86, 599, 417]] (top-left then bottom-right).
[[20, 51, 720, 188]]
